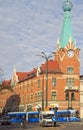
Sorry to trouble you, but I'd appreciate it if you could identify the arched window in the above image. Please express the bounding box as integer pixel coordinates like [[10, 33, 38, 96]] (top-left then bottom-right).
[[66, 92, 69, 100], [71, 92, 75, 100], [67, 67, 74, 74], [19, 106, 24, 112], [27, 105, 32, 111]]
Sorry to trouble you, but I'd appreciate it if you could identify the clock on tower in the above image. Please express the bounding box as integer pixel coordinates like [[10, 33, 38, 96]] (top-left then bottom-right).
[[67, 49, 74, 58]]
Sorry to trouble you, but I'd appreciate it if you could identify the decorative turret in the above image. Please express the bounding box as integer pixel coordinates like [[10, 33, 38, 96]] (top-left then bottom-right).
[[11, 67, 18, 87], [60, 0, 75, 48]]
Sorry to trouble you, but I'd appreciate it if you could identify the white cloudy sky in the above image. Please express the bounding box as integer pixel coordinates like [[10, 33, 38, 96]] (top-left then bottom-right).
[[0, 0, 83, 80]]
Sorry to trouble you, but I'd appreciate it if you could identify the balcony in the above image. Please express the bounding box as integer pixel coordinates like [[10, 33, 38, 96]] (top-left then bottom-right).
[[64, 86, 79, 92]]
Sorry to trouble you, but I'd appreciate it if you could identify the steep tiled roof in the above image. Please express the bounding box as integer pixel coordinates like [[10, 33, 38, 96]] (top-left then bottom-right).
[[16, 72, 28, 81], [42, 60, 61, 73], [16, 68, 37, 82], [17, 60, 61, 82]]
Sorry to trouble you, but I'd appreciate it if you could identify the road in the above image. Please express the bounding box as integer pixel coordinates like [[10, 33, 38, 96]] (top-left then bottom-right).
[[0, 122, 83, 130], [62, 122, 83, 130]]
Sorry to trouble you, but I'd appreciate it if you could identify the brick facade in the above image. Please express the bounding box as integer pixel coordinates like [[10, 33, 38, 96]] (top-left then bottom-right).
[[0, 47, 80, 113], [0, 0, 81, 115]]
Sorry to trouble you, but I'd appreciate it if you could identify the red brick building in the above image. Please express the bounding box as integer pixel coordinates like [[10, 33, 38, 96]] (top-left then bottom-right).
[[0, 0, 80, 114]]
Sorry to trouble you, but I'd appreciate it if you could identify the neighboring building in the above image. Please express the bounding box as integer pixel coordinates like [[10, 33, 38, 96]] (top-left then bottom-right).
[[80, 75, 83, 120], [0, 0, 80, 114]]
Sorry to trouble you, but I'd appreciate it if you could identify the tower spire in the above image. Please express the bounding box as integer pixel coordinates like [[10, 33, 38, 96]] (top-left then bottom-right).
[[60, 0, 74, 48]]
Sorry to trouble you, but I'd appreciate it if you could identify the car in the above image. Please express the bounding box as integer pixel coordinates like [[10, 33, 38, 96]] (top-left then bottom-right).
[[0, 118, 2, 125], [0, 116, 11, 125]]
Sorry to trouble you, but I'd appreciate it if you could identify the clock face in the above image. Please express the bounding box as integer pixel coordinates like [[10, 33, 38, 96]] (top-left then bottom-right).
[[67, 49, 74, 58]]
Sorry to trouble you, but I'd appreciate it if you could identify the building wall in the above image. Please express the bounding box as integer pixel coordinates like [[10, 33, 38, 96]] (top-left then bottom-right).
[[0, 47, 80, 114], [0, 1, 80, 115], [80, 78, 83, 120], [2, 72, 79, 111], [0, 67, 80, 113]]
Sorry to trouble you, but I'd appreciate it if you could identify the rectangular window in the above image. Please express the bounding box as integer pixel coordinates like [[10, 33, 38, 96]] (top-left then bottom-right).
[[35, 93, 37, 101], [52, 92, 56, 100], [71, 93, 75, 100], [22, 95, 24, 101], [38, 92, 42, 101], [27, 81, 29, 87], [24, 81, 27, 86], [31, 81, 33, 87], [66, 78, 74, 87], [37, 80, 40, 87], [30, 94, 33, 99], [52, 78, 56, 86]]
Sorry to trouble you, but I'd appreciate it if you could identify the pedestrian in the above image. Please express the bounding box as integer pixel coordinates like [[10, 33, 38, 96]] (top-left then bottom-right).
[[21, 116, 26, 128], [52, 115, 56, 127]]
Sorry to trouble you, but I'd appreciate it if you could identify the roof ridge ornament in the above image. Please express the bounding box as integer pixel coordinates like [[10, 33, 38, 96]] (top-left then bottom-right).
[[56, 38, 60, 50], [68, 37, 72, 43], [62, 0, 73, 12], [36, 65, 41, 76]]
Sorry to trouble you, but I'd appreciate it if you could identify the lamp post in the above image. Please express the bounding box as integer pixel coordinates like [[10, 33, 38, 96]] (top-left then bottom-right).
[[39, 52, 54, 108], [42, 76, 44, 111]]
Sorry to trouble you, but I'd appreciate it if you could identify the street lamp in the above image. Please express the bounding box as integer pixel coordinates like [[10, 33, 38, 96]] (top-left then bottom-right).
[[42, 76, 44, 111], [39, 52, 55, 108]]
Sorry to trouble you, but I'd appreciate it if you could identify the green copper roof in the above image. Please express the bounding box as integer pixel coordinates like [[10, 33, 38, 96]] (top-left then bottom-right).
[[60, 0, 74, 48]]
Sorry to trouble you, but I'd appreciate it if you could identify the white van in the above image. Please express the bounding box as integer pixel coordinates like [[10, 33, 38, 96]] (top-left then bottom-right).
[[39, 111, 55, 127]]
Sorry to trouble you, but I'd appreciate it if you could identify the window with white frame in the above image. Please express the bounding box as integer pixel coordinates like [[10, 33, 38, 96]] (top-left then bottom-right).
[[66, 78, 74, 87], [67, 67, 74, 74], [52, 92, 56, 100], [52, 78, 56, 86]]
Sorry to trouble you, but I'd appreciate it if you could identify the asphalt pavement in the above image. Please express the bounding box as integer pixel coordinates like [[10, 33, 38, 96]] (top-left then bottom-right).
[[0, 121, 83, 130]]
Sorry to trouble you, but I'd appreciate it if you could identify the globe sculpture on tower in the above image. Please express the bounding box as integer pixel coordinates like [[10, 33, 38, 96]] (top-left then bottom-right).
[[62, 0, 73, 12]]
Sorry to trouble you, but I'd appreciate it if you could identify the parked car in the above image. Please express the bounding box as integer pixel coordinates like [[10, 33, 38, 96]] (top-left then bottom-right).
[[0, 116, 11, 125], [0, 118, 2, 125]]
